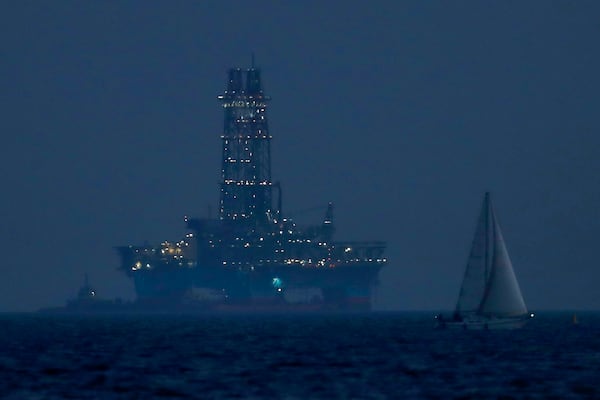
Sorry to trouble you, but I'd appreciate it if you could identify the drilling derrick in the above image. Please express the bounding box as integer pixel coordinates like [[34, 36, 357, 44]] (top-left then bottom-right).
[[218, 67, 273, 225]]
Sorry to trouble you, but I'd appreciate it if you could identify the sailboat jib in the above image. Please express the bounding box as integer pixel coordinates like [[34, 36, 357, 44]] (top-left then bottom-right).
[[479, 210, 527, 317]]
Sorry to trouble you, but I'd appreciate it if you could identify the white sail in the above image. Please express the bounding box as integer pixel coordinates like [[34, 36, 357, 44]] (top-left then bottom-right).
[[479, 210, 527, 316], [455, 193, 492, 315]]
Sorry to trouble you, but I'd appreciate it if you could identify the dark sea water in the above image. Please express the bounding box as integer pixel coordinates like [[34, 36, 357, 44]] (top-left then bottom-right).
[[0, 312, 598, 399]]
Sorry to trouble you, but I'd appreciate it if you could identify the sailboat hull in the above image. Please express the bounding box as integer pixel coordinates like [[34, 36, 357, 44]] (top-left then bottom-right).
[[437, 315, 531, 330]]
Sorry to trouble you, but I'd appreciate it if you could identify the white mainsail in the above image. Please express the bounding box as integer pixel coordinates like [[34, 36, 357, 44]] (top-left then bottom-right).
[[455, 193, 492, 315], [455, 192, 527, 318]]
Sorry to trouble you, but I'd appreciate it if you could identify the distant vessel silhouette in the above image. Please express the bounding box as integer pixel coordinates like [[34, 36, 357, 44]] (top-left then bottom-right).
[[40, 274, 126, 313]]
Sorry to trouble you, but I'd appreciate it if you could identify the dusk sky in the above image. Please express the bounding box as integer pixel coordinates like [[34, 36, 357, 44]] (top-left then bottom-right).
[[2, 1, 599, 312]]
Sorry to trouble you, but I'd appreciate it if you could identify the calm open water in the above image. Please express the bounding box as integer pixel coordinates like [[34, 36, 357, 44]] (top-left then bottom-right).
[[0, 312, 598, 399]]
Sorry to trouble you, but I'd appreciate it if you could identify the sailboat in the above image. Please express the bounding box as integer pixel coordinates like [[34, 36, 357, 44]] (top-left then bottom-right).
[[437, 192, 533, 330]]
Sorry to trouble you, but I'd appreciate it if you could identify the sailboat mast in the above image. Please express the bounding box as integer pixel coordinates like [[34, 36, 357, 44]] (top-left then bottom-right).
[[484, 192, 490, 283], [478, 192, 493, 315]]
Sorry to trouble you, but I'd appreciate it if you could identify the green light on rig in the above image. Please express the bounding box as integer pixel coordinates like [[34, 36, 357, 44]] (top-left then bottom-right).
[[272, 277, 283, 289]]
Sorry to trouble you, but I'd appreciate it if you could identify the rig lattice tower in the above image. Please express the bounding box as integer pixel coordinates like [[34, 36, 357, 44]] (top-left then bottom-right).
[[218, 66, 277, 226]]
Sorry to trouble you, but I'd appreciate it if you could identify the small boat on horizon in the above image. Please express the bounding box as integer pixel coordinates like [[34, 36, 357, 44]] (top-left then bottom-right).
[[436, 192, 533, 330]]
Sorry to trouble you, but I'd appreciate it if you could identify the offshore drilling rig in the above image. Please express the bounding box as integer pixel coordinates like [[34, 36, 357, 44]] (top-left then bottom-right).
[[116, 65, 387, 311]]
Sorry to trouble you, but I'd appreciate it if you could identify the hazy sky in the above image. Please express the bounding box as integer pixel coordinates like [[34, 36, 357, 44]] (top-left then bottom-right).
[[2, 1, 599, 312]]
